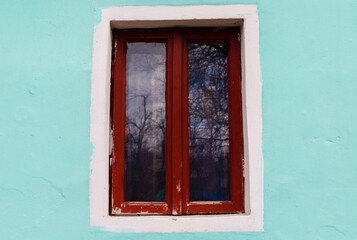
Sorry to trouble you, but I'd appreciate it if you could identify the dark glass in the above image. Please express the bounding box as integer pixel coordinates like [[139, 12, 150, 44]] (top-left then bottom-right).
[[124, 42, 166, 202], [188, 43, 230, 201]]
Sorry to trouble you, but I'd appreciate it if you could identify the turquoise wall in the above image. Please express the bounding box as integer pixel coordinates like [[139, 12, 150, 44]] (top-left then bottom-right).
[[1, 0, 356, 239]]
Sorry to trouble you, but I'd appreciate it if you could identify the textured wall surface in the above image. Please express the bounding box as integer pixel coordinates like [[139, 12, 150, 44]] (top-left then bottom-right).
[[1, 0, 357, 239]]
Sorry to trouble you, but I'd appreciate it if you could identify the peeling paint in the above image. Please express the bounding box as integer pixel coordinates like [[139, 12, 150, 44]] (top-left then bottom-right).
[[176, 183, 181, 193], [190, 201, 224, 205]]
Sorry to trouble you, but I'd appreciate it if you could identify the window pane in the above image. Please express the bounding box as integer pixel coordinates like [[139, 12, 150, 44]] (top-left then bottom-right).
[[124, 42, 166, 202], [188, 43, 230, 201]]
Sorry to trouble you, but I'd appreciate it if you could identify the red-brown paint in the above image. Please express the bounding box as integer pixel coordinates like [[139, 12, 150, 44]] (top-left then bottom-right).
[[111, 33, 126, 212], [111, 29, 243, 215], [171, 29, 183, 215], [181, 30, 244, 214], [111, 30, 172, 215]]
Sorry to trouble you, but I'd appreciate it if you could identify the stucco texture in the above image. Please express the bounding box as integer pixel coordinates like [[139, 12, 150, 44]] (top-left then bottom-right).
[[0, 0, 356, 239]]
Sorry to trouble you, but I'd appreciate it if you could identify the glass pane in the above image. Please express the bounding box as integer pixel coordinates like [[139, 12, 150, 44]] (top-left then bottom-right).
[[188, 43, 230, 201], [124, 42, 166, 202]]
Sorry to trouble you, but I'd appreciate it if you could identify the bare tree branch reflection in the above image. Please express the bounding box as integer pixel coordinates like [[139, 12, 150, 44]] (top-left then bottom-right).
[[188, 43, 230, 201], [123, 42, 231, 202], [124, 43, 166, 202]]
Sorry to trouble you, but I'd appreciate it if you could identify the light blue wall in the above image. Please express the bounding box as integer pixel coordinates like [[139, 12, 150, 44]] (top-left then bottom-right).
[[1, 0, 356, 239]]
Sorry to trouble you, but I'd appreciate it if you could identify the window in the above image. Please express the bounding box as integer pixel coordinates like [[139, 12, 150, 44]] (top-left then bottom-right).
[[90, 5, 263, 232], [110, 29, 244, 215]]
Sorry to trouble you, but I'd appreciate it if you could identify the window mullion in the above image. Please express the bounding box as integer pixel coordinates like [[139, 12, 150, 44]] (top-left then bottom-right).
[[171, 29, 183, 215]]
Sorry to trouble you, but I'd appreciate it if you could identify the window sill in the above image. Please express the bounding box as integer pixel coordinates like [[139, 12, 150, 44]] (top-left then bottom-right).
[[94, 213, 262, 232]]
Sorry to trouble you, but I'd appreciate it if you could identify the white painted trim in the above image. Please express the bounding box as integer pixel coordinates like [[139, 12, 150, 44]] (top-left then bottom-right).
[[90, 5, 263, 233]]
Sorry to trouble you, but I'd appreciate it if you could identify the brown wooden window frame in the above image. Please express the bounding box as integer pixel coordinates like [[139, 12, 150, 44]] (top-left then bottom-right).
[[110, 28, 244, 215]]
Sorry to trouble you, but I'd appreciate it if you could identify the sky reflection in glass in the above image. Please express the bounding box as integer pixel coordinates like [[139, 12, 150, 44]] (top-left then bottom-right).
[[124, 42, 166, 202]]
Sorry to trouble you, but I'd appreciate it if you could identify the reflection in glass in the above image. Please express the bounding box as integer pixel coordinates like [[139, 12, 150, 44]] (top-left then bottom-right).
[[124, 42, 166, 202], [188, 43, 230, 201]]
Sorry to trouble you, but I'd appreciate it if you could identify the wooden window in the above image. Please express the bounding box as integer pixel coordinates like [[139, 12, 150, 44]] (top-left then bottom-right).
[[110, 29, 243, 215]]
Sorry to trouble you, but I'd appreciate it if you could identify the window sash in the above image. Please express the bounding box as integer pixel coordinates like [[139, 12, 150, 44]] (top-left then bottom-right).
[[111, 30, 173, 215], [182, 30, 244, 214]]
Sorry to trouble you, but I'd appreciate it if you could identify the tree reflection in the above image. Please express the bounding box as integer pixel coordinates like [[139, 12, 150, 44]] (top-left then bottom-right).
[[188, 43, 230, 201], [124, 43, 166, 202], [123, 42, 231, 202]]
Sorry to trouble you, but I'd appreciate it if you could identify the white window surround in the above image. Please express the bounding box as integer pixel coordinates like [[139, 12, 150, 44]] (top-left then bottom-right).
[[90, 5, 263, 232]]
